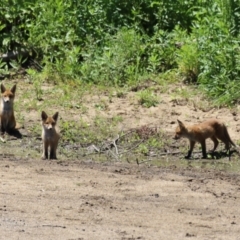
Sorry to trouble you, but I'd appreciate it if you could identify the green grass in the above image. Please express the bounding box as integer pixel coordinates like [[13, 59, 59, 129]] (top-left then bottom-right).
[[137, 89, 159, 108]]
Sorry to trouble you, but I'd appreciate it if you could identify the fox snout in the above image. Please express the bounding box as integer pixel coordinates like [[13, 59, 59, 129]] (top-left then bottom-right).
[[3, 96, 10, 102], [47, 125, 53, 130]]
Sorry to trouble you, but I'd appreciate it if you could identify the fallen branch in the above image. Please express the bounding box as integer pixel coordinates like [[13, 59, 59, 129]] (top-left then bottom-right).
[[118, 139, 145, 155], [112, 134, 119, 155], [106, 148, 119, 161]]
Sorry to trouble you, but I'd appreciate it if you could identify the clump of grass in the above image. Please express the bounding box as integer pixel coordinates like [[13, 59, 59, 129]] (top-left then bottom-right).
[[137, 89, 159, 108], [116, 88, 128, 98]]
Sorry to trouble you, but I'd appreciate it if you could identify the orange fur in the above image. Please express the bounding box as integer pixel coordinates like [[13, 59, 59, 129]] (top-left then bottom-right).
[[0, 83, 17, 134], [174, 119, 236, 159], [41, 111, 60, 160]]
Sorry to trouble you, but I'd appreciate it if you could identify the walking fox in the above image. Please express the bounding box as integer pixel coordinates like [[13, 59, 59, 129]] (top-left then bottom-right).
[[0, 83, 17, 135], [41, 111, 60, 160], [174, 119, 236, 159]]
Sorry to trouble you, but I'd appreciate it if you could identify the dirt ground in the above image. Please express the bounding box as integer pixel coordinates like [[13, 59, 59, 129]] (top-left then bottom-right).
[[1, 159, 240, 240], [1, 80, 240, 239]]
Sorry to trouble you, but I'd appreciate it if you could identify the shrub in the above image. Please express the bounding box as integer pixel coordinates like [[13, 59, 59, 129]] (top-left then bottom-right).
[[137, 89, 159, 108], [80, 28, 146, 86]]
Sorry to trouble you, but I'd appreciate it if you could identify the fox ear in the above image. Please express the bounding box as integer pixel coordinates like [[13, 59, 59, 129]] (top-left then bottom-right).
[[177, 119, 185, 128], [52, 112, 59, 122], [1, 84, 6, 93], [11, 84, 17, 94], [41, 111, 48, 121]]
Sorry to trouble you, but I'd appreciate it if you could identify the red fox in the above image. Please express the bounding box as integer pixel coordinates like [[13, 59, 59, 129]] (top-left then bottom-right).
[[174, 119, 236, 159], [0, 83, 17, 135], [41, 111, 60, 160]]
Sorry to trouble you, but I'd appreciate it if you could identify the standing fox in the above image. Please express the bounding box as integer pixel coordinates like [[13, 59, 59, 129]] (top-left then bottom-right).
[[0, 83, 17, 135], [41, 111, 60, 160], [174, 119, 236, 159]]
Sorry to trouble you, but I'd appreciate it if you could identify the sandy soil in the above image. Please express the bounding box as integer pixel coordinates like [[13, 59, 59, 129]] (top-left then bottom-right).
[[1, 159, 240, 240], [1, 80, 240, 239]]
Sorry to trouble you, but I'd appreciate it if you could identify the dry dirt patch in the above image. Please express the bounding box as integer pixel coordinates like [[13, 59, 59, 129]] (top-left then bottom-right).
[[1, 159, 240, 240]]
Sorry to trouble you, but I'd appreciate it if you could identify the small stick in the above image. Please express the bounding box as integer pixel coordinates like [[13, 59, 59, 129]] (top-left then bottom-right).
[[119, 140, 145, 155], [106, 147, 119, 161], [112, 134, 119, 155]]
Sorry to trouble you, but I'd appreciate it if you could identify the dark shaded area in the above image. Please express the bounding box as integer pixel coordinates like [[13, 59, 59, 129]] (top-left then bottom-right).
[[2, 128, 22, 139]]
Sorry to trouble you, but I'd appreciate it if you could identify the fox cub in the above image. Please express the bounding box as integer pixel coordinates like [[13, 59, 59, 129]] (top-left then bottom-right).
[[174, 119, 236, 159], [0, 83, 17, 135], [41, 111, 60, 160]]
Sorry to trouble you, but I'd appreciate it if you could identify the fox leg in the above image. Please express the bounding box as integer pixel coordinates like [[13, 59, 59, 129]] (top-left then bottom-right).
[[223, 141, 230, 151], [0, 117, 5, 135], [222, 141, 231, 160], [200, 140, 207, 158], [42, 142, 48, 160], [50, 145, 57, 160], [0, 126, 4, 135], [210, 136, 219, 152], [185, 141, 196, 159], [0, 119, 6, 142], [50, 148, 56, 159], [0, 125, 5, 136], [6, 118, 16, 132]]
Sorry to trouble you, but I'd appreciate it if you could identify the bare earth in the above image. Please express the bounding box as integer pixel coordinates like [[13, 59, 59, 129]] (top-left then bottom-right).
[[1, 81, 240, 239], [1, 159, 240, 240]]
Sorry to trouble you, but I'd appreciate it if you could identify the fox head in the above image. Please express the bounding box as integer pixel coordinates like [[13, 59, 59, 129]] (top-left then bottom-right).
[[41, 111, 59, 131], [174, 120, 187, 139], [1, 83, 16, 106]]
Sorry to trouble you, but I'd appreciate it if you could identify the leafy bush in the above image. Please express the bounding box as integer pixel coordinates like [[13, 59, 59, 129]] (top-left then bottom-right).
[[1, 0, 240, 105], [80, 28, 146, 86], [176, 38, 199, 83], [146, 29, 178, 73], [174, 1, 240, 104], [0, 0, 31, 51], [191, 3, 240, 104]]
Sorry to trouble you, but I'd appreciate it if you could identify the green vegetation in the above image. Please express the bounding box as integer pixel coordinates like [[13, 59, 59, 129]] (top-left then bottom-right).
[[137, 89, 159, 108], [1, 0, 240, 105]]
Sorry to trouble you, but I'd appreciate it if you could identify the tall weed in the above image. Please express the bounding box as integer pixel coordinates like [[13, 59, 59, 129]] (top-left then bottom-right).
[[193, 7, 240, 104], [146, 29, 178, 73], [80, 28, 145, 86]]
